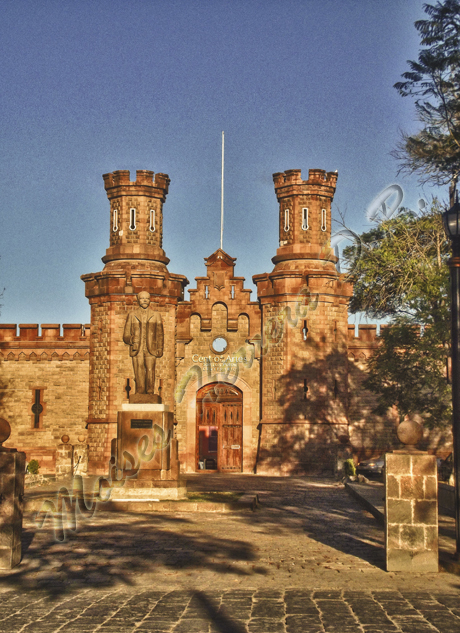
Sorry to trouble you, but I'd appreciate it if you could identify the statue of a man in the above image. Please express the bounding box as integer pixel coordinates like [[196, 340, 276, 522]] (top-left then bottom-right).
[[123, 292, 164, 395]]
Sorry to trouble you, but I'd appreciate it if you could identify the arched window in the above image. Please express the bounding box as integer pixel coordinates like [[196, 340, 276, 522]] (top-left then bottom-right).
[[112, 208, 118, 232], [149, 209, 155, 232], [284, 208, 290, 232], [301, 207, 309, 230], [129, 208, 136, 231], [321, 208, 327, 232]]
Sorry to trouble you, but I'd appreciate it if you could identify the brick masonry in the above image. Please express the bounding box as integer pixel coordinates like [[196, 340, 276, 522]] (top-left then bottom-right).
[[255, 169, 356, 474], [0, 324, 90, 473], [0, 167, 453, 476]]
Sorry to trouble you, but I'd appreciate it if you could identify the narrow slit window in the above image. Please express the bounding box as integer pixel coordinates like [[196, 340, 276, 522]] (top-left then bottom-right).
[[284, 208, 290, 232], [302, 320, 308, 341], [112, 208, 118, 232], [129, 208, 136, 231], [301, 207, 309, 230], [31, 389, 44, 428], [149, 209, 155, 232], [321, 208, 327, 232]]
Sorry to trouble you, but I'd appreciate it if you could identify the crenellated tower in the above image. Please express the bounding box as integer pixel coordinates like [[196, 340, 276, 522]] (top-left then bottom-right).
[[273, 167, 338, 262], [102, 169, 170, 267], [81, 170, 188, 475], [253, 168, 353, 475]]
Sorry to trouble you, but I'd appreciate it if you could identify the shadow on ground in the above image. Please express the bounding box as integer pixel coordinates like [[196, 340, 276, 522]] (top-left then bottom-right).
[[189, 474, 386, 568], [0, 475, 389, 597], [1, 510, 263, 597]]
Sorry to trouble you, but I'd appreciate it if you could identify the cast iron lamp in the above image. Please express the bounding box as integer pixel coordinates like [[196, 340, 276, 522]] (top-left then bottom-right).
[[443, 194, 460, 557]]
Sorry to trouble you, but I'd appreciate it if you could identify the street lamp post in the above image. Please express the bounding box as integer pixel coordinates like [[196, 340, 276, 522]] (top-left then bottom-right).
[[442, 196, 460, 557]]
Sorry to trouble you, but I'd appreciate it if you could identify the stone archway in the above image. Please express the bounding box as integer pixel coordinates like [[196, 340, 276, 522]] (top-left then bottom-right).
[[196, 382, 243, 472]]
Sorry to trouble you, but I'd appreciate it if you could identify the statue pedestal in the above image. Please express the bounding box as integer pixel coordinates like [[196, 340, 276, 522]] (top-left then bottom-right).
[[110, 403, 185, 501]]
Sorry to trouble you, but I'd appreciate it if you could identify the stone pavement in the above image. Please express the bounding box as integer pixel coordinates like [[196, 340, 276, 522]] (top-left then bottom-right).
[[0, 474, 459, 632]]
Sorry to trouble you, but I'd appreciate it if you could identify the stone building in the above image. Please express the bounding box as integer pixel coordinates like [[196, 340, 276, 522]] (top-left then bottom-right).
[[0, 167, 450, 475]]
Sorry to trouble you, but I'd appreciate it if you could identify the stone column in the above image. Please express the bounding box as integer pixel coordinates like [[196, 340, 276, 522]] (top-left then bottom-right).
[[73, 435, 89, 477], [0, 418, 26, 569], [55, 435, 73, 479], [385, 452, 438, 572]]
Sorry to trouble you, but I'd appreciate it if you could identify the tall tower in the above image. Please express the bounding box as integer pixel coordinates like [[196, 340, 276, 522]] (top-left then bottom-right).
[[253, 168, 353, 475], [81, 170, 188, 475], [101, 169, 170, 268]]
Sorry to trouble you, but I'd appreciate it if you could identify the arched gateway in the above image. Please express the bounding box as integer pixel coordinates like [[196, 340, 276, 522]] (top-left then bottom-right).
[[196, 382, 243, 472]]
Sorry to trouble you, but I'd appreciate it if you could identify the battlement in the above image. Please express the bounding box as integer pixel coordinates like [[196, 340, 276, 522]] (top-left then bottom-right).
[[273, 168, 338, 191], [102, 169, 170, 193], [0, 324, 91, 342], [347, 323, 426, 344], [348, 324, 378, 343]]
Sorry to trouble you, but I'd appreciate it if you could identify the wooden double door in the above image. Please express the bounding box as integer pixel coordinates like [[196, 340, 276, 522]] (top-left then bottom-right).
[[196, 382, 243, 472]]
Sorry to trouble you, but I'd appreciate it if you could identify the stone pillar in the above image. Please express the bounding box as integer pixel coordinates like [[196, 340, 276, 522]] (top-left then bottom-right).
[[73, 435, 89, 477], [0, 419, 25, 569], [385, 452, 438, 572], [55, 435, 73, 479]]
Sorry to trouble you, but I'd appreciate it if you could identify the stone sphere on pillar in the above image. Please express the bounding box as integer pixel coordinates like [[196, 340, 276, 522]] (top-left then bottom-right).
[[397, 419, 423, 447]]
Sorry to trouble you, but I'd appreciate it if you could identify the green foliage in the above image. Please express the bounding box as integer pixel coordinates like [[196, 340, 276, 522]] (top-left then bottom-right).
[[343, 202, 450, 320], [343, 459, 356, 477], [393, 0, 460, 190], [27, 459, 40, 475], [343, 202, 452, 428], [364, 322, 452, 428]]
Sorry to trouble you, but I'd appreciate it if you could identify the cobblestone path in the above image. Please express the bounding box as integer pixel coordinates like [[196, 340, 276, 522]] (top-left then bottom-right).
[[0, 588, 459, 632], [0, 475, 458, 632]]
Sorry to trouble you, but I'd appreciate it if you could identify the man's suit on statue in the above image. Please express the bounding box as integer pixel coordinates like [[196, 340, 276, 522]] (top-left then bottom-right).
[[123, 308, 164, 394]]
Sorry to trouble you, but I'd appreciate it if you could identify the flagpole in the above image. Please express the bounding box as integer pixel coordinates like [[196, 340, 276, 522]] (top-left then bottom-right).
[[220, 131, 224, 250]]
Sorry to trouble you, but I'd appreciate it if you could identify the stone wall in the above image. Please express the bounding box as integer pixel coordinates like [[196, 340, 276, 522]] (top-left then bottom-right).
[[0, 324, 90, 473], [175, 249, 261, 473], [347, 324, 453, 460]]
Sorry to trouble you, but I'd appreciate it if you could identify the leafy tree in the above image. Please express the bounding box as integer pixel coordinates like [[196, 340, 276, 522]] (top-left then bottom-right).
[[343, 202, 452, 427], [344, 201, 450, 320], [393, 0, 460, 199], [365, 322, 452, 427]]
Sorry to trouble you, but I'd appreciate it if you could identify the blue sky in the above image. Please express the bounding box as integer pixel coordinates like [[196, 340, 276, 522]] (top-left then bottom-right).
[[0, 0, 444, 326]]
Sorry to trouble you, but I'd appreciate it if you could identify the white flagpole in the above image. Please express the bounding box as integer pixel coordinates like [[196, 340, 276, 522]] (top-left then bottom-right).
[[220, 131, 224, 250]]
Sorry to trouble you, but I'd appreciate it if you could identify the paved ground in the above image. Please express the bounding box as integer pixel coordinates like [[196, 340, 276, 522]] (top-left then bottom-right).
[[0, 474, 459, 632]]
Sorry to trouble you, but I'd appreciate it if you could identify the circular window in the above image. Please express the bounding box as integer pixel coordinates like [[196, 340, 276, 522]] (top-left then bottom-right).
[[211, 336, 228, 354]]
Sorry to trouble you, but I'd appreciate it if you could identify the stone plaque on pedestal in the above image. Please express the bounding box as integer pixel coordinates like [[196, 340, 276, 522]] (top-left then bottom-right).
[[110, 404, 185, 500], [117, 404, 173, 478]]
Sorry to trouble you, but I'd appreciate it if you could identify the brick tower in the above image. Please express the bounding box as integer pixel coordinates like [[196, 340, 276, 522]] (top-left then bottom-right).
[[81, 170, 188, 475], [253, 168, 353, 475]]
